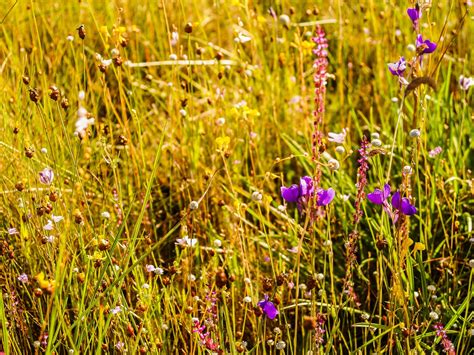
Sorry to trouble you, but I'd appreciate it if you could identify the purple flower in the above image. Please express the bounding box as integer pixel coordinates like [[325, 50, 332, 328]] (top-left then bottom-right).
[[317, 188, 335, 206], [18, 273, 29, 283], [367, 184, 391, 204], [459, 75, 473, 91], [258, 295, 278, 320], [391, 191, 417, 216], [416, 35, 437, 55], [281, 184, 300, 202], [328, 129, 347, 144], [407, 7, 421, 28], [299, 176, 314, 197], [39, 167, 54, 185], [8, 227, 19, 235], [388, 57, 406, 76], [429, 146, 442, 158]]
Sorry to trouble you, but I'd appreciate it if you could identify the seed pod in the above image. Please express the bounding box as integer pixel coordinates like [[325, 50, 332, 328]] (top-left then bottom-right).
[[215, 268, 228, 288], [98, 64, 107, 73], [49, 190, 59, 202], [98, 239, 110, 251], [184, 22, 193, 33], [60, 97, 69, 110], [34, 288, 43, 297], [77, 24, 86, 40], [15, 180, 26, 192], [29, 88, 40, 103], [22, 76, 30, 85], [303, 316, 317, 330], [262, 277, 273, 292], [49, 86, 60, 101], [77, 272, 85, 283], [13, 127, 20, 134], [215, 51, 223, 61], [113, 56, 123, 67], [73, 209, 84, 224], [127, 323, 135, 337], [116, 135, 128, 146], [25, 146, 34, 158]]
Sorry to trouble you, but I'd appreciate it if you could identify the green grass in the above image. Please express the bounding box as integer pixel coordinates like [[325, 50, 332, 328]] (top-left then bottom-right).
[[0, 0, 473, 353]]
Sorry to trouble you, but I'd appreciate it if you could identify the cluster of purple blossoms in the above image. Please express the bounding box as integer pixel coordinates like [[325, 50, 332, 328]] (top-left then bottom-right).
[[433, 323, 456, 355], [388, 6, 437, 80], [281, 176, 335, 210], [367, 183, 417, 222], [193, 291, 220, 352]]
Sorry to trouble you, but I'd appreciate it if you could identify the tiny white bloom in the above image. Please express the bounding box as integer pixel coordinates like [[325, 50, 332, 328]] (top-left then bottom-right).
[[101, 211, 111, 219], [214, 239, 222, 248], [43, 220, 54, 231], [243, 296, 252, 303], [429, 311, 439, 320]]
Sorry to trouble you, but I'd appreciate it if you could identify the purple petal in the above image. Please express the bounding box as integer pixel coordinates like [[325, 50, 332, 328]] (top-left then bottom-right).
[[317, 188, 335, 206], [382, 184, 391, 200], [400, 198, 417, 215], [391, 191, 402, 210], [423, 40, 437, 54], [299, 176, 314, 197], [407, 8, 420, 23], [259, 300, 278, 320], [367, 189, 384, 205], [281, 185, 300, 202], [416, 34, 423, 47]]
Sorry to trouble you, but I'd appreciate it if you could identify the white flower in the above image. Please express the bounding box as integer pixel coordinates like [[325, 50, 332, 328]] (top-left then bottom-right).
[[101, 211, 111, 219], [111, 306, 122, 315], [335, 146, 345, 154], [328, 129, 347, 144], [459, 75, 473, 91], [171, 31, 179, 46], [243, 296, 252, 303], [41, 148, 48, 154], [213, 239, 222, 248], [176, 236, 197, 247], [18, 273, 28, 283], [39, 167, 54, 185], [51, 214, 64, 223], [429, 311, 439, 320], [235, 32, 252, 43], [8, 227, 19, 235], [189, 201, 199, 210], [66, 35, 74, 42], [169, 53, 178, 61], [43, 220, 54, 231], [142, 283, 150, 289], [44, 235, 55, 243], [145, 264, 156, 273]]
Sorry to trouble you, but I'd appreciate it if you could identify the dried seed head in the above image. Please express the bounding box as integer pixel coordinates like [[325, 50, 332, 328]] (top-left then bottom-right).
[[184, 22, 193, 33], [98, 239, 110, 251], [113, 56, 123, 67], [49, 86, 60, 101], [25, 146, 35, 158], [215, 51, 224, 61], [61, 97, 69, 110], [77, 24, 86, 40], [29, 88, 40, 103], [262, 277, 274, 292], [22, 76, 30, 85]]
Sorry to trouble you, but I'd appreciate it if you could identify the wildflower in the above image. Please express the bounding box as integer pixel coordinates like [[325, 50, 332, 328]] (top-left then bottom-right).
[[410, 129, 421, 138], [154, 267, 164, 275], [115, 341, 125, 351], [43, 220, 54, 231], [111, 306, 122, 315], [429, 146, 442, 158], [170, 31, 179, 46], [145, 264, 156, 273], [44, 235, 55, 243], [433, 323, 455, 355], [388, 57, 407, 76], [279, 14, 291, 27], [39, 168, 54, 185], [469, 259, 474, 268], [18, 273, 28, 283], [40, 147, 47, 154], [367, 184, 391, 205], [169, 53, 178, 61], [51, 215, 64, 223], [142, 283, 150, 289], [335, 146, 345, 154], [317, 188, 335, 206], [75, 104, 94, 137], [243, 296, 252, 303], [251, 191, 263, 201], [403, 165, 413, 175], [101, 211, 111, 219], [391, 191, 417, 216], [416, 34, 437, 55], [407, 7, 422, 29], [280, 184, 300, 203], [327, 159, 340, 171], [213, 239, 222, 247], [429, 311, 439, 320], [371, 138, 382, 147], [189, 200, 199, 210], [328, 129, 347, 144], [235, 32, 252, 43], [276, 341, 286, 350], [427, 285, 436, 292], [8, 227, 19, 235], [459, 75, 473, 91], [258, 294, 279, 320], [215, 117, 225, 126], [66, 35, 74, 41], [176, 236, 197, 247]]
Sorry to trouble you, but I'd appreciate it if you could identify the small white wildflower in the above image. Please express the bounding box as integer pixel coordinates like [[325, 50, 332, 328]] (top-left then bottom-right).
[[43, 220, 54, 231], [176, 236, 198, 247], [33, 341, 41, 348], [8, 227, 19, 235], [115, 341, 125, 351], [469, 259, 474, 268], [111, 306, 122, 315], [142, 283, 150, 289], [427, 285, 436, 292], [41, 147, 47, 154], [216, 117, 225, 126], [243, 296, 252, 303], [267, 339, 275, 346], [111, 48, 120, 56], [371, 139, 382, 147], [51, 214, 64, 223], [101, 211, 111, 219], [162, 323, 169, 330], [251, 191, 263, 202], [145, 264, 156, 273], [328, 159, 340, 171], [214, 239, 222, 248], [299, 283, 307, 291], [78, 91, 85, 101], [328, 129, 347, 144], [169, 53, 178, 61], [44, 235, 55, 243], [277, 205, 286, 212], [189, 200, 199, 210], [414, 291, 419, 298], [335, 146, 345, 154], [276, 340, 286, 350], [431, 295, 438, 300], [235, 32, 252, 43], [316, 273, 324, 281], [188, 274, 196, 282], [18, 273, 28, 283], [391, 97, 399, 103], [244, 277, 251, 284], [361, 313, 370, 320], [154, 267, 163, 275], [279, 14, 291, 26], [273, 327, 282, 334], [323, 240, 332, 247], [469, 329, 474, 336], [171, 31, 179, 46], [250, 131, 258, 139], [371, 132, 380, 139], [395, 29, 402, 36], [410, 129, 421, 138], [407, 43, 416, 52], [66, 35, 74, 42], [429, 311, 439, 320], [68, 349, 74, 354], [403, 165, 413, 175], [179, 109, 187, 117]]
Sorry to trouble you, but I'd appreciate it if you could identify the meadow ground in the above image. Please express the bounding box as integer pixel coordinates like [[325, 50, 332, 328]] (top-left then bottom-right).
[[0, 0, 473, 353]]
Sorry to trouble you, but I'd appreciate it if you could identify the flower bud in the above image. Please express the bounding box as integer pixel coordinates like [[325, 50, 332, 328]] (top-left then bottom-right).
[[409, 129, 421, 138]]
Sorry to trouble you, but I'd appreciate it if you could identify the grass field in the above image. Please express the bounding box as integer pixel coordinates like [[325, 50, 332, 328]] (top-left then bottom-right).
[[0, 0, 473, 353]]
